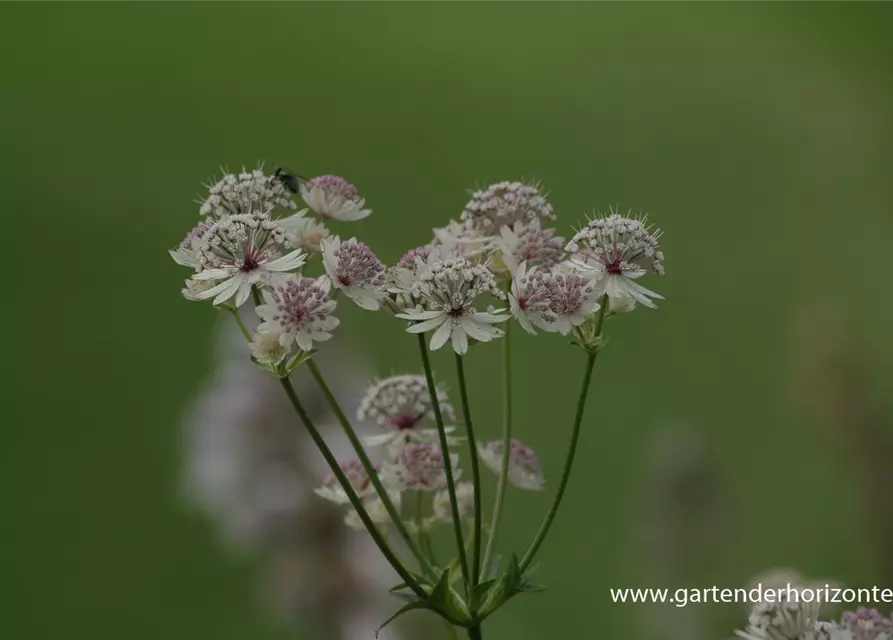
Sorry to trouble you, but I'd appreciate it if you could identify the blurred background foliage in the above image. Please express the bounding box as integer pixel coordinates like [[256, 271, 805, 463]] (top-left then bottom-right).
[[3, 3, 893, 640]]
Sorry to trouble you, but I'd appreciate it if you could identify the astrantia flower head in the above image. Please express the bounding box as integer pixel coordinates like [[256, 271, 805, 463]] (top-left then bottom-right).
[[509, 262, 601, 336], [842, 608, 893, 640], [380, 442, 459, 492], [433, 482, 474, 523], [358, 374, 456, 448], [200, 168, 298, 219], [736, 592, 822, 640], [191, 211, 306, 307], [433, 219, 494, 260], [300, 175, 371, 222], [250, 330, 287, 366], [495, 218, 564, 275], [396, 246, 436, 269], [396, 256, 508, 354], [460, 181, 556, 236], [321, 236, 387, 311], [478, 438, 544, 490], [566, 211, 665, 308], [170, 220, 213, 268], [278, 210, 330, 253], [344, 491, 401, 531], [256, 275, 339, 352], [314, 459, 376, 505]]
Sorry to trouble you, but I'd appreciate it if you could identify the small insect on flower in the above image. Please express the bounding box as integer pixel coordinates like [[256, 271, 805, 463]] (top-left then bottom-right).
[[314, 459, 377, 505], [321, 236, 387, 311], [478, 438, 545, 491], [255, 274, 340, 352], [380, 442, 460, 492], [358, 374, 458, 449], [461, 180, 556, 236], [396, 256, 508, 354], [199, 167, 298, 219], [566, 211, 665, 308], [433, 482, 475, 523], [300, 175, 372, 222], [495, 218, 564, 275], [271, 167, 304, 194], [190, 211, 306, 307]]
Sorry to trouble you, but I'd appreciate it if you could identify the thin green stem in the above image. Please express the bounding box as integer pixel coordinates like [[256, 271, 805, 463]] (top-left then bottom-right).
[[228, 308, 252, 342], [482, 321, 512, 572], [467, 626, 483, 640], [305, 359, 437, 580], [519, 296, 608, 572], [278, 377, 426, 598], [417, 333, 470, 588], [455, 353, 482, 585]]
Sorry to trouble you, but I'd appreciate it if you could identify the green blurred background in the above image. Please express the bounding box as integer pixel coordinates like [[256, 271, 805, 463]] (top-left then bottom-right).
[[4, 3, 893, 639]]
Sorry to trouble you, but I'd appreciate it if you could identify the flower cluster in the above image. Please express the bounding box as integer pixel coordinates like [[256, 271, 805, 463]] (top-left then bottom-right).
[[171, 168, 668, 635]]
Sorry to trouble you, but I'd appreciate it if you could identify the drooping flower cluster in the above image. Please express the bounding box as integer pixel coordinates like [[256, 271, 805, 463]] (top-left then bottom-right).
[[358, 374, 456, 448], [478, 438, 545, 491], [380, 442, 459, 491]]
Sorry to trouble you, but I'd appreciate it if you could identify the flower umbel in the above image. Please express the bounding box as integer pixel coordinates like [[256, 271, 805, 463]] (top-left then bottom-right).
[[314, 459, 376, 505], [396, 256, 508, 354], [509, 262, 601, 335], [461, 180, 556, 236], [321, 236, 387, 311], [380, 442, 459, 491], [190, 211, 306, 307], [358, 374, 457, 448], [256, 275, 339, 352], [478, 438, 545, 491], [301, 175, 372, 222], [200, 168, 298, 219], [495, 218, 564, 275], [566, 211, 665, 308]]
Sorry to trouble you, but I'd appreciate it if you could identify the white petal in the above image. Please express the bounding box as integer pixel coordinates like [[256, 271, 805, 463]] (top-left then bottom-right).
[[265, 249, 306, 272], [451, 326, 469, 354], [405, 316, 447, 334], [429, 318, 453, 350]]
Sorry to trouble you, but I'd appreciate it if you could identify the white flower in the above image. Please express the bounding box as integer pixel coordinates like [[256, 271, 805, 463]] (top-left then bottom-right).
[[344, 491, 401, 531], [432, 219, 494, 260], [433, 482, 475, 523], [181, 276, 217, 301], [278, 210, 330, 252], [357, 374, 458, 449], [478, 438, 544, 491], [256, 275, 340, 352], [460, 180, 555, 236], [608, 294, 637, 314], [380, 442, 459, 492], [169, 220, 213, 268], [250, 330, 287, 365], [313, 459, 376, 505], [566, 211, 665, 308], [190, 211, 306, 307], [495, 218, 564, 275], [300, 175, 371, 221], [735, 591, 822, 640], [199, 167, 298, 219], [396, 256, 508, 354], [321, 236, 387, 311], [508, 262, 601, 335]]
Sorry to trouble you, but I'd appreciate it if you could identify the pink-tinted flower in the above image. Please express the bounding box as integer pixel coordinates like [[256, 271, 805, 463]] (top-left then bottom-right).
[[478, 438, 544, 491]]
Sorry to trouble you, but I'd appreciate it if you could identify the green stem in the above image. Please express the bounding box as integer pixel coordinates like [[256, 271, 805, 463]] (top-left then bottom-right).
[[467, 626, 483, 640], [278, 377, 426, 598], [228, 308, 252, 342], [482, 321, 512, 572], [455, 353, 482, 585], [417, 333, 470, 588], [306, 359, 437, 580], [519, 297, 608, 572]]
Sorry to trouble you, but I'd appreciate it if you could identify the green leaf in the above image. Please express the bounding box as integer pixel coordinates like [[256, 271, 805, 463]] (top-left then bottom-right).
[[427, 567, 473, 625], [470, 580, 496, 613], [376, 600, 433, 638], [483, 554, 502, 581]]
